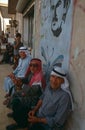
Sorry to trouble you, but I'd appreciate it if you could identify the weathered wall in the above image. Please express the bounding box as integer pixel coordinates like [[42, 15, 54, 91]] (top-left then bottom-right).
[[69, 0, 85, 130], [16, 13, 23, 38], [35, 0, 73, 81], [34, 0, 85, 130], [39, 0, 73, 81], [34, 0, 41, 57]]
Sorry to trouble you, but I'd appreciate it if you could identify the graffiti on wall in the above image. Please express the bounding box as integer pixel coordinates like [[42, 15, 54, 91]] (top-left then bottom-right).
[[50, 0, 71, 37], [41, 45, 64, 82], [40, 0, 73, 81]]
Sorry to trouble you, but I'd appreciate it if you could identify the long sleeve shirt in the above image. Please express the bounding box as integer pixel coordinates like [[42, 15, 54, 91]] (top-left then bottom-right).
[[37, 86, 71, 127], [13, 55, 32, 78]]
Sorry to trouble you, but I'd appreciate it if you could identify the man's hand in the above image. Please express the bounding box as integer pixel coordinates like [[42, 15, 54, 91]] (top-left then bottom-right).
[[28, 110, 35, 117], [28, 115, 47, 124], [12, 78, 22, 90], [16, 78, 22, 86], [8, 73, 15, 79], [28, 116, 40, 123]]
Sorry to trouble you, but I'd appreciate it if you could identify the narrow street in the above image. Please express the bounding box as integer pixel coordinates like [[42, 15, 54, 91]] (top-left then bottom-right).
[[0, 64, 15, 130]]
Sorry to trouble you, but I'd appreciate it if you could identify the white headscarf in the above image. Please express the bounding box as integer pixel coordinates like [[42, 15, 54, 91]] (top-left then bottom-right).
[[51, 66, 74, 111], [19, 46, 30, 56]]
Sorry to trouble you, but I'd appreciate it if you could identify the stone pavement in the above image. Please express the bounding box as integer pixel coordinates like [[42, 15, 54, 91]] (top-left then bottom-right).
[[0, 63, 24, 130]]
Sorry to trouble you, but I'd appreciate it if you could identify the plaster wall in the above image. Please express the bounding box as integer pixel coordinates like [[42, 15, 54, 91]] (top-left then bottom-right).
[[23, 17, 29, 46], [34, 0, 85, 130], [69, 0, 85, 130], [34, 0, 41, 57], [16, 13, 23, 39]]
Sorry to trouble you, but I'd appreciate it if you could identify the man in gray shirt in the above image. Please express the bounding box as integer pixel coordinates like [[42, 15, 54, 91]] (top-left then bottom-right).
[[28, 66, 73, 130]]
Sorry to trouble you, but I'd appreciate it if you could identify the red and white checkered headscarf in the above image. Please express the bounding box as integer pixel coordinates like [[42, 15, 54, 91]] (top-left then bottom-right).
[[25, 58, 46, 90]]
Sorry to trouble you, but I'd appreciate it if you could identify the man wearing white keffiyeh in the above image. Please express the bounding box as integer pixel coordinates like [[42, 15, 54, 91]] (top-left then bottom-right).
[[51, 66, 74, 111], [26, 66, 73, 130], [3, 46, 32, 96]]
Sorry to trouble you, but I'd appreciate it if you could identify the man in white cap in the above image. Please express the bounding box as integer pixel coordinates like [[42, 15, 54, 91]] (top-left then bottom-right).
[[27, 66, 73, 130], [3, 46, 32, 97]]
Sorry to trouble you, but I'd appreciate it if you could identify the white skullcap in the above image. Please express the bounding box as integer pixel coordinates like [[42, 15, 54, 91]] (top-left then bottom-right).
[[51, 66, 74, 111], [19, 46, 30, 56]]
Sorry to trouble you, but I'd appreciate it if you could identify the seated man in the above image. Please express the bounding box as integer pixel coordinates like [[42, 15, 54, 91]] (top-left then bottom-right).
[[3, 46, 32, 97], [27, 66, 73, 130], [6, 58, 46, 130], [0, 43, 14, 64]]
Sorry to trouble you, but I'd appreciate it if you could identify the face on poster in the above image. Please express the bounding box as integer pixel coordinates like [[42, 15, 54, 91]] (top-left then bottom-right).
[[40, 0, 72, 75], [50, 0, 71, 37]]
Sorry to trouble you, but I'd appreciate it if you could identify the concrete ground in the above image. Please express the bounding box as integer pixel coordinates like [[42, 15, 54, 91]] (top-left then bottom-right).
[[0, 64, 15, 130], [0, 63, 24, 130]]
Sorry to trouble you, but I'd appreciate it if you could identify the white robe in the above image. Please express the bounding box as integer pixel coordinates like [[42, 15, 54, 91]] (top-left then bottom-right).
[[4, 55, 32, 93]]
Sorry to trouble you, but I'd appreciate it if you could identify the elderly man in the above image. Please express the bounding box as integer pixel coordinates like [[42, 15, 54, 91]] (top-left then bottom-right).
[[28, 66, 73, 130], [3, 46, 32, 97]]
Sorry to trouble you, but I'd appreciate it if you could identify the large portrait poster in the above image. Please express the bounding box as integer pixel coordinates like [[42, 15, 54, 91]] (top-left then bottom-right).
[[40, 0, 73, 80]]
